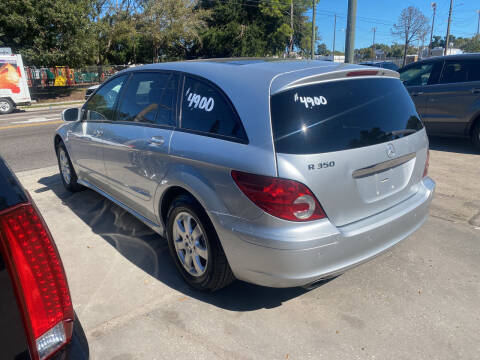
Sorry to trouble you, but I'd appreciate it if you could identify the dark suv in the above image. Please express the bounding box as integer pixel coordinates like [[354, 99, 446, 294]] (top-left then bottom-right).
[[399, 54, 480, 149]]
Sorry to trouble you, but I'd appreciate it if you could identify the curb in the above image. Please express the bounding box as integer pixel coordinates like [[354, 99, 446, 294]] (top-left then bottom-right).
[[19, 102, 83, 112]]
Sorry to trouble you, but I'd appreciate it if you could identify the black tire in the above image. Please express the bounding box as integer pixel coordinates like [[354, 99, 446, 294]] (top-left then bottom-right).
[[166, 194, 235, 292], [0, 98, 15, 115], [56, 141, 83, 192], [472, 121, 480, 151]]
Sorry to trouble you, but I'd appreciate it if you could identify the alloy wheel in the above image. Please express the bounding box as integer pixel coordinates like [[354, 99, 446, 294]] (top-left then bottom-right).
[[58, 148, 71, 185], [172, 212, 208, 277]]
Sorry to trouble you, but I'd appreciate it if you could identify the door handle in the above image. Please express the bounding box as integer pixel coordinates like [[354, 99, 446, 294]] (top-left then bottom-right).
[[411, 91, 424, 96], [148, 136, 165, 146], [471, 88, 480, 94]]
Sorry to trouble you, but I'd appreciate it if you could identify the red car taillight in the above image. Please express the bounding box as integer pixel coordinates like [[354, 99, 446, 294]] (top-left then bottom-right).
[[423, 150, 430, 177], [346, 70, 379, 77], [231, 170, 326, 221], [0, 203, 73, 360]]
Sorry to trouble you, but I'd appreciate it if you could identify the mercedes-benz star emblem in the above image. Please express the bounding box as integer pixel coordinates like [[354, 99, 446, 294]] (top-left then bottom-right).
[[387, 143, 396, 158]]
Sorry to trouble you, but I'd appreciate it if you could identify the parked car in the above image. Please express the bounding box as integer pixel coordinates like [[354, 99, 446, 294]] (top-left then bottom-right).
[[359, 61, 399, 71], [0, 157, 88, 359], [55, 59, 435, 291], [398, 54, 480, 149], [84, 84, 99, 100]]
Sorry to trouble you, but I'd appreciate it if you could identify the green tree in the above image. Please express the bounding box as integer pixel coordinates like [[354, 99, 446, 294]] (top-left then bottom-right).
[[195, 0, 318, 58], [92, 0, 139, 65], [0, 0, 96, 67], [316, 43, 329, 56], [143, 0, 209, 62], [459, 35, 480, 53], [431, 35, 443, 48], [430, 34, 479, 53]]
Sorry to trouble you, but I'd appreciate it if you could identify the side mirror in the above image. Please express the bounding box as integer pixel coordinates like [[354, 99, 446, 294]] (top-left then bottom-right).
[[62, 108, 79, 122]]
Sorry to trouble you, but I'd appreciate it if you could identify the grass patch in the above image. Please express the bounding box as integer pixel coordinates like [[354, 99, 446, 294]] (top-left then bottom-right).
[[19, 101, 84, 109]]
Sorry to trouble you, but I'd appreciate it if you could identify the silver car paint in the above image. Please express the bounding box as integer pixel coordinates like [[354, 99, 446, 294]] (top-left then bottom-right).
[[56, 60, 435, 287]]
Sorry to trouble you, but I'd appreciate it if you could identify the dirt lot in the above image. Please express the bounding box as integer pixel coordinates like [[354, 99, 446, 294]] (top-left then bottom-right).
[[17, 136, 480, 360]]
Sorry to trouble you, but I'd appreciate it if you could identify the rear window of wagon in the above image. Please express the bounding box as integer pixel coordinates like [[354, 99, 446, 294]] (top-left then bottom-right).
[[270, 78, 423, 154]]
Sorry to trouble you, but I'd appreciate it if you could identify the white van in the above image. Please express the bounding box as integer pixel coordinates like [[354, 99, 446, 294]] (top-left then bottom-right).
[[0, 54, 31, 114]]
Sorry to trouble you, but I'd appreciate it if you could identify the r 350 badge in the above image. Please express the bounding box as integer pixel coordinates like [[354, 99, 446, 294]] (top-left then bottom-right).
[[308, 161, 335, 170]]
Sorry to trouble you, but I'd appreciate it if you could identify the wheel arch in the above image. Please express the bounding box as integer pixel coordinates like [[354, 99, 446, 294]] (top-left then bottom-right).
[[160, 186, 200, 228], [468, 111, 480, 138], [54, 134, 63, 152]]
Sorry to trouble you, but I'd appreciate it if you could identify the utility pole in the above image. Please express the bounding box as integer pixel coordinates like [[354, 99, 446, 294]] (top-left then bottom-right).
[[311, 0, 316, 59], [477, 10, 480, 36], [289, 0, 294, 54], [345, 0, 357, 63], [429, 2, 436, 56], [371, 27, 376, 60], [332, 14, 336, 60], [444, 0, 453, 56]]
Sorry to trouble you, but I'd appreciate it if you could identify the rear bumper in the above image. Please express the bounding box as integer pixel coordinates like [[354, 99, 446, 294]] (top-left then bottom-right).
[[212, 177, 435, 288]]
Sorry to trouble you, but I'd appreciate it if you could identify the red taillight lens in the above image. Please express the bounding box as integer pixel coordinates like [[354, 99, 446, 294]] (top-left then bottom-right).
[[346, 70, 379, 77], [0, 203, 73, 360], [423, 149, 430, 177], [231, 170, 326, 221]]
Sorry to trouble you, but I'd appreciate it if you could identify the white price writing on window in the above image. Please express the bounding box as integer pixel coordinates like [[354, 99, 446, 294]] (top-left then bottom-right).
[[294, 93, 327, 109], [186, 88, 214, 112]]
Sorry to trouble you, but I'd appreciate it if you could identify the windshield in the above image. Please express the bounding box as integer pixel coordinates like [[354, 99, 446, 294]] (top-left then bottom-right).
[[270, 77, 423, 154]]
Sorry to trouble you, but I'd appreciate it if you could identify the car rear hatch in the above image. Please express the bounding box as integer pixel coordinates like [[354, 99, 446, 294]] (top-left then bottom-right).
[[270, 69, 429, 227]]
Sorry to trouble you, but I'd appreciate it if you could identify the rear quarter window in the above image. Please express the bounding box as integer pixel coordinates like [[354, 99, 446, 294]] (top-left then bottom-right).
[[271, 77, 423, 154], [180, 76, 247, 142]]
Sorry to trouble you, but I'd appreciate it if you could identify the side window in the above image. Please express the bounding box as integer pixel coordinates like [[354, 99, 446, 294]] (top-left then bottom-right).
[[83, 75, 127, 121], [440, 61, 469, 84], [181, 76, 247, 141], [117, 72, 178, 126], [467, 60, 480, 82], [400, 63, 434, 86]]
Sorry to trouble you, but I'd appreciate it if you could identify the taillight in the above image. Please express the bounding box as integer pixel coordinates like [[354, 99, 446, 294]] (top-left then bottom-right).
[[423, 149, 430, 177], [231, 170, 326, 221], [0, 203, 73, 360], [346, 70, 378, 77]]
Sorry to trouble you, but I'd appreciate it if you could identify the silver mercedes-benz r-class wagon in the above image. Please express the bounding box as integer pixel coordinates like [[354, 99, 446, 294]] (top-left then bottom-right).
[[55, 59, 435, 291]]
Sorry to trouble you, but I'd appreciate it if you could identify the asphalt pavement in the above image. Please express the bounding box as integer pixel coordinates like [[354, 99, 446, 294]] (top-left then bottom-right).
[[13, 133, 480, 359], [0, 107, 70, 172], [3, 106, 480, 359]]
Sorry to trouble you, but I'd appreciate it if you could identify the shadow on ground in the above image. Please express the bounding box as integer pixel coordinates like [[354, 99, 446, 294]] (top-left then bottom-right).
[[37, 173, 328, 311], [428, 136, 479, 155]]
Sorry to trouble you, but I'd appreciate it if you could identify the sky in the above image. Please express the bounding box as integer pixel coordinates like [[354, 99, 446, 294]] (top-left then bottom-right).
[[306, 0, 480, 51]]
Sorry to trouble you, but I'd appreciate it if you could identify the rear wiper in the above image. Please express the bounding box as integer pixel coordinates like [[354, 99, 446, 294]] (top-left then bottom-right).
[[387, 129, 417, 137]]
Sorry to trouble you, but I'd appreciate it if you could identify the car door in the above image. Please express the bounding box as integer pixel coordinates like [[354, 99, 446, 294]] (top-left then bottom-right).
[[424, 59, 480, 136], [67, 75, 128, 187], [101, 71, 179, 222], [399, 61, 440, 132]]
